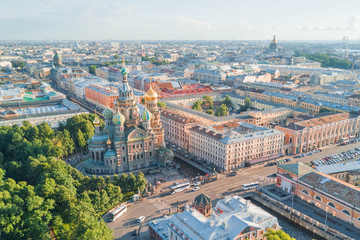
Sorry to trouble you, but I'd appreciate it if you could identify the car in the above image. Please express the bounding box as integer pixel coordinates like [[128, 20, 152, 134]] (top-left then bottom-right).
[[229, 172, 237, 176], [193, 182, 201, 186], [193, 187, 200, 191], [137, 216, 145, 223]]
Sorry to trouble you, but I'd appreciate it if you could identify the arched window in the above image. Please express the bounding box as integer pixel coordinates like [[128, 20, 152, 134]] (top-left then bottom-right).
[[315, 195, 322, 202], [342, 209, 351, 216], [289, 137, 293, 143], [110, 159, 112, 164], [328, 202, 336, 208], [129, 109, 133, 119], [302, 189, 309, 195]]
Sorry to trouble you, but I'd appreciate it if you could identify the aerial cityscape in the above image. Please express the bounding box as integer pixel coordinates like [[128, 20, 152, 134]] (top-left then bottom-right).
[[1, 1, 360, 240]]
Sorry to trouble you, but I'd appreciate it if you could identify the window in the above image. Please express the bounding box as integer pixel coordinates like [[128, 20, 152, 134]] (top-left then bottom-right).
[[328, 202, 336, 208], [302, 189, 309, 195], [342, 209, 351, 216], [315, 195, 322, 202]]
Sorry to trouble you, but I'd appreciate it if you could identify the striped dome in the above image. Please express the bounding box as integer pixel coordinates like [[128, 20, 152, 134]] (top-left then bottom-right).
[[141, 108, 152, 121], [103, 107, 114, 120], [120, 67, 129, 76], [113, 112, 125, 125]]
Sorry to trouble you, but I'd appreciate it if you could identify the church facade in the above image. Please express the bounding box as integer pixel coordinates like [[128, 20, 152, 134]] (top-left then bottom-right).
[[85, 66, 173, 175]]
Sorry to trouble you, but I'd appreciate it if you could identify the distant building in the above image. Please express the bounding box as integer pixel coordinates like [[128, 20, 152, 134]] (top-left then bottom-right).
[[269, 35, 278, 51], [149, 194, 280, 240], [0, 98, 86, 128], [85, 84, 119, 109], [53, 51, 62, 67]]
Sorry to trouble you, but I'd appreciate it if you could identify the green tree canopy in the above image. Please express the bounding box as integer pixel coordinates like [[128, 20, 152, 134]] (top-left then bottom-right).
[[206, 109, 214, 115], [89, 65, 97, 74], [264, 229, 295, 240], [215, 104, 228, 117], [223, 95, 232, 108], [193, 100, 203, 112], [157, 101, 167, 109]]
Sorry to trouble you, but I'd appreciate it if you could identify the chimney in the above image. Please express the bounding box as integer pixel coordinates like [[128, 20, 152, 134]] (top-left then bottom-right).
[[246, 200, 251, 211]]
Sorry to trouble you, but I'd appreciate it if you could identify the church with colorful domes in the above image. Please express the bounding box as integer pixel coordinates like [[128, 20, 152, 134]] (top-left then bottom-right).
[[85, 64, 173, 175]]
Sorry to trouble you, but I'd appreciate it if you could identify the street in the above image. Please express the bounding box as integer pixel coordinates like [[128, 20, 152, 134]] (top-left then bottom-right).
[[106, 141, 360, 239]]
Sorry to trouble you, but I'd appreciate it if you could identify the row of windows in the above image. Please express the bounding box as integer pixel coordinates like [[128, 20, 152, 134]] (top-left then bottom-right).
[[302, 189, 353, 217]]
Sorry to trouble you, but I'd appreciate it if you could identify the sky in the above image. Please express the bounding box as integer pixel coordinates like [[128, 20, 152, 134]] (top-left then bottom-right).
[[1, 0, 360, 41]]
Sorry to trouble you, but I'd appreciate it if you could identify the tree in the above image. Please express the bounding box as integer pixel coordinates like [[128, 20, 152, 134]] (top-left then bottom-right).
[[203, 95, 213, 109], [192, 100, 203, 112], [206, 109, 214, 115], [114, 55, 119, 59], [127, 173, 137, 192], [75, 129, 86, 149], [157, 101, 166, 109], [135, 172, 147, 193], [264, 229, 295, 240], [11, 60, 25, 69], [215, 104, 228, 117], [223, 95, 232, 108], [89, 65, 97, 75], [245, 97, 251, 109]]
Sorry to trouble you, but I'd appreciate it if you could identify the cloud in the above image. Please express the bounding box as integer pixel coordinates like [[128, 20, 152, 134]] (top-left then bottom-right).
[[298, 15, 360, 32], [178, 17, 216, 30], [346, 15, 360, 31]]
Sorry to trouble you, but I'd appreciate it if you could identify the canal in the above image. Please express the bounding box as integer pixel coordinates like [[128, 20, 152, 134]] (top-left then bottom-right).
[[176, 157, 323, 240]]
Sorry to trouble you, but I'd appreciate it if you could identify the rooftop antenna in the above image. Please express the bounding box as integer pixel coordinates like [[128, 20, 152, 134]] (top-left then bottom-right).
[[343, 36, 349, 60]]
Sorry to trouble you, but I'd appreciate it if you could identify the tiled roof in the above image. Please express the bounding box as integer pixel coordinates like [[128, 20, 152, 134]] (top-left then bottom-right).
[[300, 172, 360, 208], [194, 193, 211, 206], [278, 162, 314, 176]]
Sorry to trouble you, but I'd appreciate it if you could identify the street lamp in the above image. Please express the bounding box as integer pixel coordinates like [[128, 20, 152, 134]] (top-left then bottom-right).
[[324, 207, 328, 232]]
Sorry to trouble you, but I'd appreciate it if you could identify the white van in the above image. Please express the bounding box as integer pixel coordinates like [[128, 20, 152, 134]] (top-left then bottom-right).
[[137, 216, 145, 223]]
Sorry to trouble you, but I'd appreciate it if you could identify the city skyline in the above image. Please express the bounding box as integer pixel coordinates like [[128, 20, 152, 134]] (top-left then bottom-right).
[[2, 0, 360, 41]]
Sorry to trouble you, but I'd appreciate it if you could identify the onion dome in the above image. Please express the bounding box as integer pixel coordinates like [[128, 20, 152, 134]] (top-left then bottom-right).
[[120, 67, 129, 76], [93, 115, 100, 126], [145, 86, 157, 100], [113, 111, 125, 125], [106, 137, 111, 145], [103, 107, 114, 120], [141, 108, 152, 121]]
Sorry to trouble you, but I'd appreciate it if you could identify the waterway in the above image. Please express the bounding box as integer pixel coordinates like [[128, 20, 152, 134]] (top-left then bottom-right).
[[176, 157, 323, 240], [249, 199, 324, 240], [175, 157, 206, 178]]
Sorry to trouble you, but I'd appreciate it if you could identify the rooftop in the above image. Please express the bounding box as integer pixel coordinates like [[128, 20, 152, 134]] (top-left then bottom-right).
[[278, 162, 314, 177], [300, 172, 360, 209], [316, 160, 360, 174]]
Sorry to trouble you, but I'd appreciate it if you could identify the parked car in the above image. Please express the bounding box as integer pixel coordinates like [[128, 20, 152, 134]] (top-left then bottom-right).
[[193, 187, 200, 191]]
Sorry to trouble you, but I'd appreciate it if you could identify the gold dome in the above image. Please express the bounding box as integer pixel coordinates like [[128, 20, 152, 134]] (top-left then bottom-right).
[[93, 115, 100, 126], [145, 86, 157, 100], [106, 138, 111, 145]]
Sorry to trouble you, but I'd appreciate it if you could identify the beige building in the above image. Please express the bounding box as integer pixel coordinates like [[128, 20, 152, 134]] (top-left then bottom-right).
[[189, 122, 284, 171], [161, 109, 200, 150], [276, 112, 360, 155]]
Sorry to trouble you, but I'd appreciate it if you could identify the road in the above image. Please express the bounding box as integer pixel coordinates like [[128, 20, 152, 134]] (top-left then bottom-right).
[[107, 142, 360, 239]]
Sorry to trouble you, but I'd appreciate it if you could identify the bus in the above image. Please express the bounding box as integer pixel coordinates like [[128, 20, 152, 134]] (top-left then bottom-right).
[[109, 205, 127, 222], [170, 182, 190, 193], [242, 182, 260, 191]]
